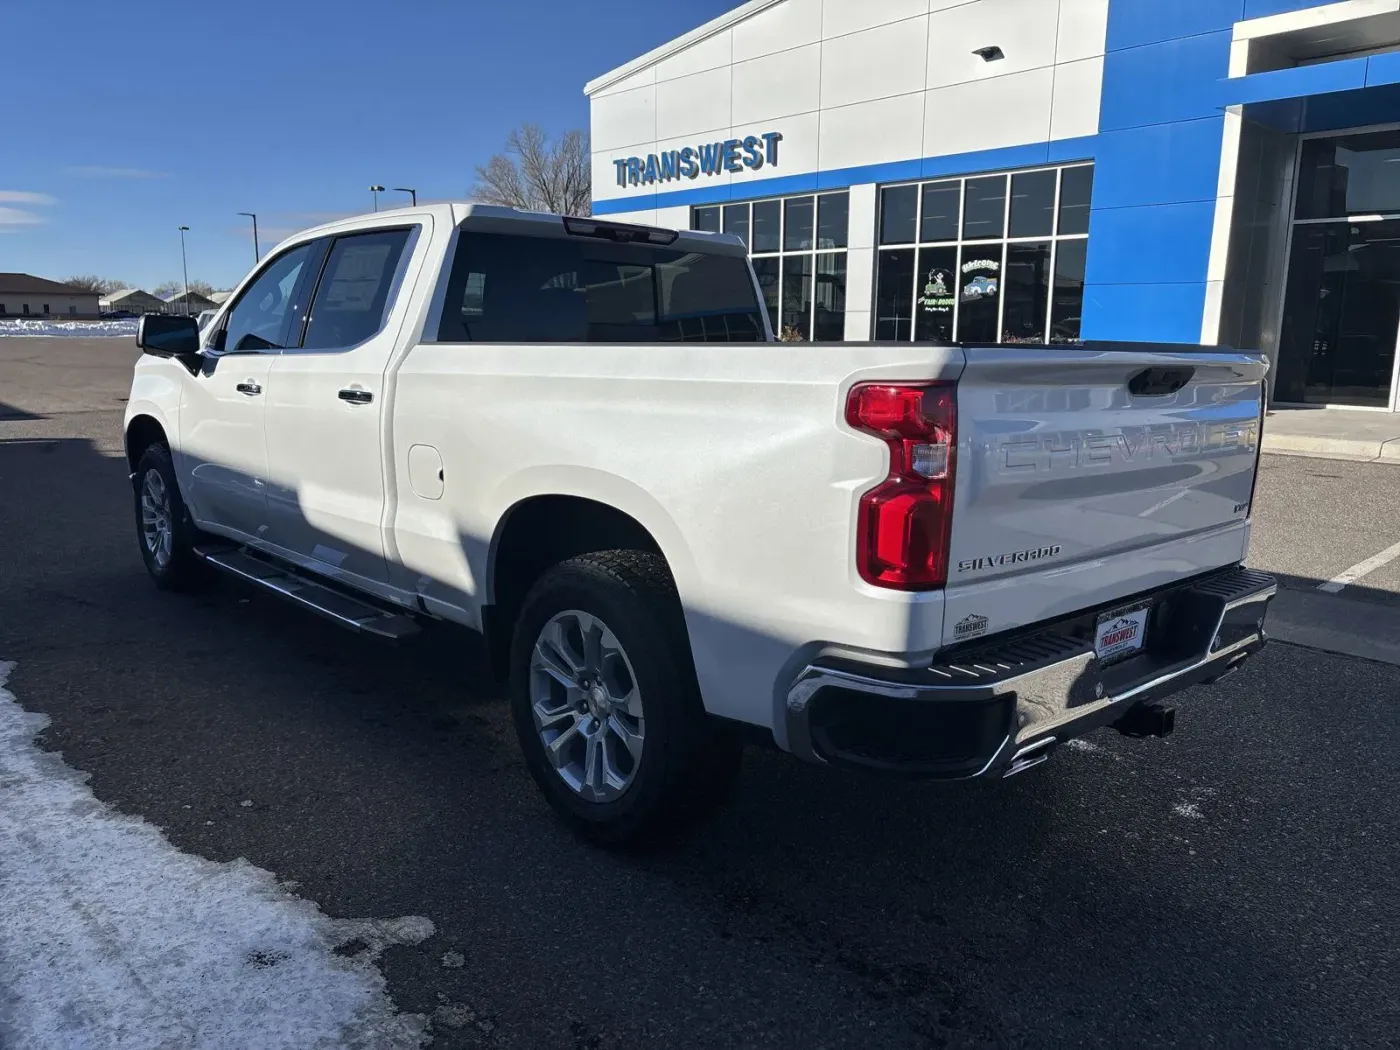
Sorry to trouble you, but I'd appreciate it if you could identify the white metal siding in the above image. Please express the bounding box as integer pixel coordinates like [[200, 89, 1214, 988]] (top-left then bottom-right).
[[589, 0, 1111, 209]]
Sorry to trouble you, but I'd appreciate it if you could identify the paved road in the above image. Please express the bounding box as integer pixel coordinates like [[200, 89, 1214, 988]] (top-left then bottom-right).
[[2, 338, 1397, 1049]]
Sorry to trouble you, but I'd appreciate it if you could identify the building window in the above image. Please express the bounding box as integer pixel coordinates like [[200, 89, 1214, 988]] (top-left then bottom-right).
[[22, 303, 30, 315], [42, 303, 50, 315], [875, 164, 1092, 344], [692, 190, 849, 341], [68, 305, 77, 315]]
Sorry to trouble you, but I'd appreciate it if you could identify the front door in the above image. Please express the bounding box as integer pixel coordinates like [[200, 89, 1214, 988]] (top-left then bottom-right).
[[181, 242, 316, 538], [263, 225, 420, 586], [179, 352, 275, 538]]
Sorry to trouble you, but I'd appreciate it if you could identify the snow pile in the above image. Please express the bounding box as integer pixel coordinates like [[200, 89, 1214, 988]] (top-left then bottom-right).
[[0, 318, 138, 338], [0, 661, 434, 1049]]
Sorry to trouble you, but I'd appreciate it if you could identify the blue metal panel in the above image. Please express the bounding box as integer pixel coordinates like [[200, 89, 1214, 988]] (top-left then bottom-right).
[[1221, 57, 1368, 105], [1085, 201, 1217, 285], [1079, 282, 1210, 343], [1242, 0, 1328, 17], [1100, 31, 1234, 131], [920, 142, 1050, 178], [1244, 98, 1304, 132], [1301, 83, 1400, 133], [1106, 0, 1244, 52], [1046, 136, 1101, 163], [1092, 117, 1224, 209], [820, 159, 922, 190], [1367, 51, 1400, 88]]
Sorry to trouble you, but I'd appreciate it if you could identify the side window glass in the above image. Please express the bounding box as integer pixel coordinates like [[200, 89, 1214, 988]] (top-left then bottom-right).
[[301, 229, 412, 351], [221, 244, 312, 353]]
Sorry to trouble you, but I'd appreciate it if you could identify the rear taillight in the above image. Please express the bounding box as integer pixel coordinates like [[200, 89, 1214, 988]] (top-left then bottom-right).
[[845, 382, 957, 591]]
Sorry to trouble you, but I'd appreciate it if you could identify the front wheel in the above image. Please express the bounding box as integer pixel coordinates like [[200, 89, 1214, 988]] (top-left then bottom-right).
[[509, 551, 742, 845], [133, 443, 209, 591]]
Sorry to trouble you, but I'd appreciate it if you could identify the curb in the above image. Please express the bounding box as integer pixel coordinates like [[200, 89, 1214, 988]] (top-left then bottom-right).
[[1262, 433, 1400, 464]]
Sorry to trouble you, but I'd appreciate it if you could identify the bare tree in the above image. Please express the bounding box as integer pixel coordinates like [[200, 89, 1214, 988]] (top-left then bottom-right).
[[473, 125, 591, 216], [65, 275, 128, 295], [153, 279, 216, 299]]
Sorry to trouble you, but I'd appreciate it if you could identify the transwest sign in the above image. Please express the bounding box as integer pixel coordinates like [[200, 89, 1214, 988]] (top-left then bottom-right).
[[613, 131, 782, 188]]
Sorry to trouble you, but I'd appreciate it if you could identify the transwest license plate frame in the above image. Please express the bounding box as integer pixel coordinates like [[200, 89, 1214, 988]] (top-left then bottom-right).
[[1094, 602, 1151, 664]]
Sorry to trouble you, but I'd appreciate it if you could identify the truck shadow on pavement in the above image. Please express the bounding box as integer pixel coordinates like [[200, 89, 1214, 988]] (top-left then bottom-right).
[[0, 430, 1394, 1049]]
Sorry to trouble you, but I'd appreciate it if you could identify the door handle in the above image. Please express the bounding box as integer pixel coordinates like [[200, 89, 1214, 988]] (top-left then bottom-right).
[[1128, 367, 1195, 397], [338, 387, 374, 405], [236, 381, 262, 396]]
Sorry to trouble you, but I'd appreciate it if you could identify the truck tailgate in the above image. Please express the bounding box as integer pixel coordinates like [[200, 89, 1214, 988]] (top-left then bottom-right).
[[942, 345, 1266, 644]]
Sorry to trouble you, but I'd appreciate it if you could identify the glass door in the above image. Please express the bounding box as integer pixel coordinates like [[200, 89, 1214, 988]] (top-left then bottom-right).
[[1278, 128, 1400, 408], [1276, 221, 1400, 407]]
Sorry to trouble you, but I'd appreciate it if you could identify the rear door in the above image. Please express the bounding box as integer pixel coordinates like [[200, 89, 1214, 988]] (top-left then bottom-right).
[[262, 224, 423, 585], [942, 344, 1266, 642]]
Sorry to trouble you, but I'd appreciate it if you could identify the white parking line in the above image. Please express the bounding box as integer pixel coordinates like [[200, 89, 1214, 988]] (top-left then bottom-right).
[[0, 661, 433, 1050], [1318, 540, 1400, 594]]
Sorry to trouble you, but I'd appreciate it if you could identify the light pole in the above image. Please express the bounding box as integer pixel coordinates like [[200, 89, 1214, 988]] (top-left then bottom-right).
[[237, 212, 260, 264], [177, 225, 190, 315], [369, 184, 385, 212], [393, 187, 418, 207]]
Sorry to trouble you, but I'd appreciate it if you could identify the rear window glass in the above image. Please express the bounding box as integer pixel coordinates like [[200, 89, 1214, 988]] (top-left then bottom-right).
[[436, 231, 765, 343]]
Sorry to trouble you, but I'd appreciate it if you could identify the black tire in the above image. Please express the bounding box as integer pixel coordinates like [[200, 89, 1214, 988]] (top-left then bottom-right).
[[509, 550, 742, 845], [133, 443, 210, 591]]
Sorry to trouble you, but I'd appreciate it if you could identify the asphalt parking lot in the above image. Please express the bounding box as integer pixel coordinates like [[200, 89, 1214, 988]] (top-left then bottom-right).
[[2, 337, 1398, 1049]]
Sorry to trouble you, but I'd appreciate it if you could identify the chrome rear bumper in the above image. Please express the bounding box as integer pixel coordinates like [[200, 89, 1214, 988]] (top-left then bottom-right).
[[784, 567, 1276, 779]]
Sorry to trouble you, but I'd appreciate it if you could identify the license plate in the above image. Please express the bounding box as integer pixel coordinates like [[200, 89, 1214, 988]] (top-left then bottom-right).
[[1095, 605, 1150, 662]]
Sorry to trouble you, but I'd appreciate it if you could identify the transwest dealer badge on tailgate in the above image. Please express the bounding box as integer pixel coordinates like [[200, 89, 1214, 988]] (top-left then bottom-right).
[[1095, 607, 1150, 661]]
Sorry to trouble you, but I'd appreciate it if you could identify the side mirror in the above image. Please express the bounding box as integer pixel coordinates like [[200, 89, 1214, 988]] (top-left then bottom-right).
[[137, 313, 201, 357]]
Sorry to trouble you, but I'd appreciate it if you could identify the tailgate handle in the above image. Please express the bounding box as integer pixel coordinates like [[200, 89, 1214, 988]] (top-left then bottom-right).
[[1128, 366, 1195, 397]]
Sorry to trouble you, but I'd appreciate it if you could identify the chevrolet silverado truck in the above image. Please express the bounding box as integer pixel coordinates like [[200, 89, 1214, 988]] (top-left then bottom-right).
[[124, 203, 1276, 843]]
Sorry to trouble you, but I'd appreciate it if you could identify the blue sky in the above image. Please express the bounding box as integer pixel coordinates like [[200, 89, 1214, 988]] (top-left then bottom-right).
[[0, 0, 734, 292]]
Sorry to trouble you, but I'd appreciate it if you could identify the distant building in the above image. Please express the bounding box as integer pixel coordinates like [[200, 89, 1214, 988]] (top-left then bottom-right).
[[0, 274, 100, 317], [161, 290, 219, 315], [208, 290, 234, 306], [99, 288, 167, 314]]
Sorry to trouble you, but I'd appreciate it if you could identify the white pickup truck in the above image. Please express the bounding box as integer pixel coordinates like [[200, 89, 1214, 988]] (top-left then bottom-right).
[[125, 203, 1276, 842]]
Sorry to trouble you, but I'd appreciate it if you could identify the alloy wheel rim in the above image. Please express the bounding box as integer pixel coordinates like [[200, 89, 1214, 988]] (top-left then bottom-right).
[[529, 609, 645, 803], [140, 469, 173, 570]]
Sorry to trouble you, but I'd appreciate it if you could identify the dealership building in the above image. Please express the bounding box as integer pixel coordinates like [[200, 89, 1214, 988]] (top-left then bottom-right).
[[586, 0, 1400, 411]]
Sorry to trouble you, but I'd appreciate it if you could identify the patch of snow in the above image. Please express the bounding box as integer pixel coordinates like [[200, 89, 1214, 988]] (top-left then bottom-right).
[[440, 951, 465, 969], [1172, 802, 1205, 820], [0, 318, 138, 338], [1064, 737, 1119, 760], [0, 661, 433, 1049]]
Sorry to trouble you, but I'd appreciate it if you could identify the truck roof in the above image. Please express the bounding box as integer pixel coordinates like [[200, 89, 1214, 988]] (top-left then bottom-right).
[[287, 202, 746, 257]]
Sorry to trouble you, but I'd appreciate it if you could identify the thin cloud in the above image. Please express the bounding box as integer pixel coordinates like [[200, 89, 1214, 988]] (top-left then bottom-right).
[[63, 165, 169, 179], [0, 191, 56, 205], [0, 192, 54, 231]]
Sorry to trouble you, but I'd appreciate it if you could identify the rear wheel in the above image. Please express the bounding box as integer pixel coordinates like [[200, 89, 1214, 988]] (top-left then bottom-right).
[[133, 443, 209, 591], [509, 551, 742, 845]]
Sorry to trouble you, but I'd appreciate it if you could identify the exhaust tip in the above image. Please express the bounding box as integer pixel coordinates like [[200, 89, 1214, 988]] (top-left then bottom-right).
[[1113, 702, 1176, 739]]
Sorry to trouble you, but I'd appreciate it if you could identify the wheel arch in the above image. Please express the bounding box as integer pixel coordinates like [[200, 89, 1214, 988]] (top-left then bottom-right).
[[124, 413, 169, 473], [482, 474, 698, 678]]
